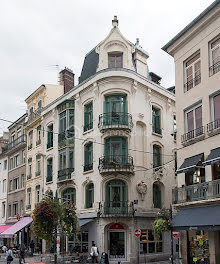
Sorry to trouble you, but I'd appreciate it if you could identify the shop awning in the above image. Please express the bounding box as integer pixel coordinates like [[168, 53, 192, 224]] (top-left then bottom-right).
[[79, 219, 93, 227], [0, 225, 12, 234], [203, 147, 220, 166], [0, 217, 33, 238], [176, 153, 204, 174], [171, 205, 220, 230]]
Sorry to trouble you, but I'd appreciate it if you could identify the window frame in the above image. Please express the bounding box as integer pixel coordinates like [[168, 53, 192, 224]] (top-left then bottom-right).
[[185, 103, 202, 133], [108, 53, 123, 68], [84, 102, 93, 132], [184, 52, 201, 91], [210, 92, 220, 122], [209, 35, 220, 76], [140, 229, 163, 255], [153, 144, 162, 169], [84, 142, 93, 172], [152, 106, 162, 135], [13, 177, 19, 190]]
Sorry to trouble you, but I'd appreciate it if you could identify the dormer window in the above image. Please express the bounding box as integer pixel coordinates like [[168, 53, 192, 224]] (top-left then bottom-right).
[[108, 53, 122, 68]]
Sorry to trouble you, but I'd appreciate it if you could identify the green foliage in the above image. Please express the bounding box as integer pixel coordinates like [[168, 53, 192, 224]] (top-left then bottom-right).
[[153, 208, 171, 240], [32, 198, 78, 248]]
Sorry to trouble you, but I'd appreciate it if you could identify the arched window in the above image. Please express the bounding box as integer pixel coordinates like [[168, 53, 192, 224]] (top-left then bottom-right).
[[85, 183, 94, 208], [62, 188, 76, 204], [153, 183, 162, 209], [104, 137, 128, 163], [105, 180, 128, 214], [153, 144, 162, 170], [152, 106, 162, 134]]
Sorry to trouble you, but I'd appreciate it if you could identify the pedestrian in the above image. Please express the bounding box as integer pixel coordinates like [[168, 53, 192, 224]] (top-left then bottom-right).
[[90, 242, 99, 263], [6, 247, 14, 264], [30, 240, 35, 257], [2, 244, 7, 254], [19, 246, 25, 264], [99, 252, 109, 264]]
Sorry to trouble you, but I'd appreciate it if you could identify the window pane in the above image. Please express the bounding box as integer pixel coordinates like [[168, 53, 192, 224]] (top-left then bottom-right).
[[148, 230, 154, 241], [211, 38, 220, 49], [187, 110, 194, 131], [212, 47, 220, 65], [148, 243, 155, 253], [194, 60, 201, 76], [186, 66, 193, 82], [186, 53, 200, 67], [156, 242, 163, 253], [214, 94, 220, 120], [195, 106, 202, 128]]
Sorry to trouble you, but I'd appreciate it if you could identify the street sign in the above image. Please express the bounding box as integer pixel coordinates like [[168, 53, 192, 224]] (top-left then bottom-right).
[[135, 229, 141, 237], [172, 231, 180, 238]]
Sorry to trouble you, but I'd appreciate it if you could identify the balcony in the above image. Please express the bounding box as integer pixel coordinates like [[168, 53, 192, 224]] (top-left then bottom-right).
[[84, 164, 93, 172], [184, 74, 201, 91], [98, 113, 133, 133], [172, 179, 220, 204], [98, 201, 134, 217], [98, 155, 134, 175], [58, 130, 74, 148], [207, 118, 220, 135], [58, 168, 74, 182], [4, 135, 26, 153], [26, 204, 31, 210], [209, 61, 220, 76], [27, 108, 42, 126], [181, 126, 205, 145]]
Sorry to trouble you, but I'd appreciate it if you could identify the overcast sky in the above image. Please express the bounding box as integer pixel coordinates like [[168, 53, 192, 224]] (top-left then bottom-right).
[[0, 0, 214, 135]]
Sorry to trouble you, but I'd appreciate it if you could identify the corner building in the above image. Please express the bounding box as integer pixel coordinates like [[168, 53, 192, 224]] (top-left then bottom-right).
[[42, 17, 176, 263], [163, 1, 220, 264]]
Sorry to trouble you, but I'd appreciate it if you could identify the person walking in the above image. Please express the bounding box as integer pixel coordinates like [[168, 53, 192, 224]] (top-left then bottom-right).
[[90, 242, 99, 263], [6, 247, 14, 264], [30, 240, 35, 257], [19, 246, 25, 264]]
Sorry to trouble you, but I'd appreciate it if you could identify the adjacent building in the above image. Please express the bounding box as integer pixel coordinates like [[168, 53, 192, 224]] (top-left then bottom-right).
[[41, 17, 176, 263], [162, 1, 220, 263]]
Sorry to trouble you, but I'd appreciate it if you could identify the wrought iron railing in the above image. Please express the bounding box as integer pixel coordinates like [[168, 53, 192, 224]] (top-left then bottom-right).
[[172, 179, 220, 204], [84, 122, 93, 132], [98, 155, 134, 174], [207, 118, 220, 133], [209, 61, 220, 76], [84, 164, 93, 172], [27, 108, 42, 124], [98, 112, 133, 132], [98, 201, 135, 216], [184, 74, 201, 91], [4, 135, 26, 152], [58, 168, 74, 182], [58, 129, 74, 148], [181, 126, 204, 143]]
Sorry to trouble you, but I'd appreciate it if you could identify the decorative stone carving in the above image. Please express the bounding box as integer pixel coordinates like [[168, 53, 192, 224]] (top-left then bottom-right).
[[136, 181, 147, 201], [132, 80, 138, 94], [138, 113, 144, 119], [153, 166, 167, 181]]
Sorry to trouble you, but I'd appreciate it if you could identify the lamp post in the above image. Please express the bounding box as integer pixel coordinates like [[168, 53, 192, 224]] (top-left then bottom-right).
[[170, 204, 174, 264]]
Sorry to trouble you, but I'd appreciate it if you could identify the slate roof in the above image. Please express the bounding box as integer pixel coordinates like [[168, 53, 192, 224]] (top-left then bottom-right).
[[79, 48, 99, 84]]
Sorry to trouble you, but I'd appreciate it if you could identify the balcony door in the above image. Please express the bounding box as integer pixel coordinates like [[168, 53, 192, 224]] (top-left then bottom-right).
[[104, 137, 127, 164], [104, 95, 127, 125], [105, 180, 127, 215]]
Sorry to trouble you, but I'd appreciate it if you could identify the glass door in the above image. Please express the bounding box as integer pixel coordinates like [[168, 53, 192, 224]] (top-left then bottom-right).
[[109, 231, 125, 259]]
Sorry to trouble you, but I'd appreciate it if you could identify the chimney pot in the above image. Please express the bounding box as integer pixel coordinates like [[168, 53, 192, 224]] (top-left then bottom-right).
[[112, 15, 118, 27]]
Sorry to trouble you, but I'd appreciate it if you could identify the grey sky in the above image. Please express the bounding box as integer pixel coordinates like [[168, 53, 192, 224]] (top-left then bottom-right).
[[0, 0, 214, 135]]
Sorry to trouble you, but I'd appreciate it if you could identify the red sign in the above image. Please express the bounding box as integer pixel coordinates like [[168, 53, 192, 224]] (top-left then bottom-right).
[[135, 229, 141, 237], [172, 231, 180, 238], [109, 223, 124, 230]]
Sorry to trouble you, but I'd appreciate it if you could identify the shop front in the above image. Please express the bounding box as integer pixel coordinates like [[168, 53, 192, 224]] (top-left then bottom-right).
[[171, 205, 220, 264]]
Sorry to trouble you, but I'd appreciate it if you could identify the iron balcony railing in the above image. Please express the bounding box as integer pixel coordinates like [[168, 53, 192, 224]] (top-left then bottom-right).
[[172, 179, 220, 204], [184, 74, 201, 91], [58, 129, 74, 148], [27, 108, 42, 124], [98, 155, 134, 174], [58, 168, 74, 182], [209, 60, 220, 76], [98, 201, 135, 216], [4, 135, 26, 152], [181, 126, 205, 143], [98, 112, 133, 132], [84, 122, 93, 132], [207, 118, 220, 133], [84, 163, 93, 172]]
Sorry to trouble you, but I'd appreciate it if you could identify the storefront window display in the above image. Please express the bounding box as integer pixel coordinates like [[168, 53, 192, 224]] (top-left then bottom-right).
[[188, 230, 210, 264], [140, 230, 163, 254], [68, 231, 88, 253]]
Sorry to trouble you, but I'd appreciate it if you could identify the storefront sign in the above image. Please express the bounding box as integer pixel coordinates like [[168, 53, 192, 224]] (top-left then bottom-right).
[[135, 229, 141, 237]]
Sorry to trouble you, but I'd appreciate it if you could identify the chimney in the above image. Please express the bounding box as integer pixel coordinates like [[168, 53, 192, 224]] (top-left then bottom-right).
[[59, 67, 75, 94], [112, 15, 118, 27]]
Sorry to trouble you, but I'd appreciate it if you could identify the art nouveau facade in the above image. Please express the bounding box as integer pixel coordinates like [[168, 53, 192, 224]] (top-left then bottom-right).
[[163, 1, 220, 263], [41, 17, 176, 263]]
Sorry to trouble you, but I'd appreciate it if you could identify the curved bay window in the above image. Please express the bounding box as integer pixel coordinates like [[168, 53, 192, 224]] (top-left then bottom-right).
[[153, 183, 162, 209], [62, 188, 76, 204], [105, 180, 128, 215], [105, 137, 127, 165], [85, 183, 94, 208]]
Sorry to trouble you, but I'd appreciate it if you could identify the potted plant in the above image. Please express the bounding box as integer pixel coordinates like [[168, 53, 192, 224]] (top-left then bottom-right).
[[153, 209, 170, 240]]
